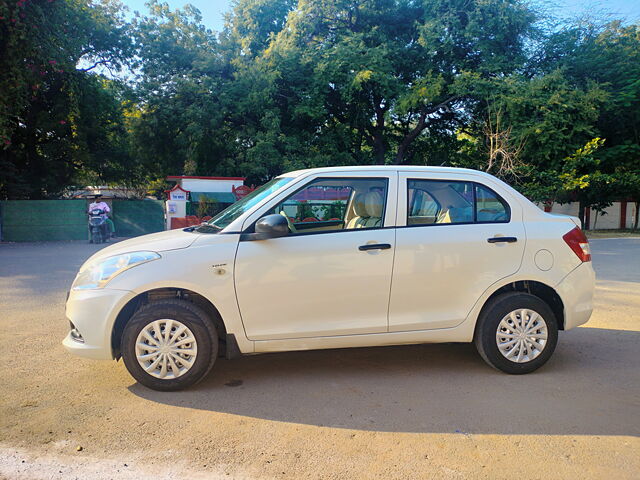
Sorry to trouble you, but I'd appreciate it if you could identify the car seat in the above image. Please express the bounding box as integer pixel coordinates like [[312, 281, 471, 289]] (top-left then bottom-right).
[[363, 191, 383, 227], [346, 191, 383, 229], [346, 193, 370, 229]]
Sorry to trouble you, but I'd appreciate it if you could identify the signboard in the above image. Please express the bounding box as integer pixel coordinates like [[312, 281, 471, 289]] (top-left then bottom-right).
[[166, 185, 189, 202]]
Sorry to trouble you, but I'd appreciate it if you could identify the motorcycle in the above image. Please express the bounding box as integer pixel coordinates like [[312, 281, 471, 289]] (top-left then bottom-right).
[[88, 208, 109, 244]]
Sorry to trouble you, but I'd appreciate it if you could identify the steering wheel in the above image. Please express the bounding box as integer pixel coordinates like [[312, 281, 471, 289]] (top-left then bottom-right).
[[279, 211, 297, 233]]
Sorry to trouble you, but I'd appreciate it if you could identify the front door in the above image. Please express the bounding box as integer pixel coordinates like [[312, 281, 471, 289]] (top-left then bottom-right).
[[388, 174, 526, 331], [234, 174, 397, 340]]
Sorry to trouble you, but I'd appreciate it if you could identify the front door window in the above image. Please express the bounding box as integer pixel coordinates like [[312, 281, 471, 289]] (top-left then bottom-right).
[[265, 177, 389, 234]]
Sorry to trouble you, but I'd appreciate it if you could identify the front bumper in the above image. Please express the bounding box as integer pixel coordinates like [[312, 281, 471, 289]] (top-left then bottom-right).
[[62, 287, 133, 360], [555, 262, 596, 330]]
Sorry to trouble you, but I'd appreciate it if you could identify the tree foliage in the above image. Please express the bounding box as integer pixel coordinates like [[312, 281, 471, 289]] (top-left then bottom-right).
[[0, 0, 134, 198], [0, 0, 638, 226]]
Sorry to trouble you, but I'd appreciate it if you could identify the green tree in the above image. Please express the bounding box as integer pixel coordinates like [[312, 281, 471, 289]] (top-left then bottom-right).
[[249, 0, 537, 168], [2, 0, 638, 210], [526, 20, 640, 223], [129, 2, 236, 180], [522, 138, 619, 228], [0, 0, 134, 199]]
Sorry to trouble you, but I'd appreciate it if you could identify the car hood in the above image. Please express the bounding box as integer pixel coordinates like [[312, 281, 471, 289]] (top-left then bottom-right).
[[81, 229, 201, 267]]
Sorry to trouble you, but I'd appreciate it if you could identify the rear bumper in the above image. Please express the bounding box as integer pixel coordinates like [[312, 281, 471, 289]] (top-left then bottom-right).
[[555, 262, 595, 330], [62, 288, 133, 360]]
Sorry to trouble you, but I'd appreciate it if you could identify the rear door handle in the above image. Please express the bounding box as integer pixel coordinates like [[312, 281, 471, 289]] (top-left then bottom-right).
[[487, 236, 518, 244], [358, 243, 392, 251]]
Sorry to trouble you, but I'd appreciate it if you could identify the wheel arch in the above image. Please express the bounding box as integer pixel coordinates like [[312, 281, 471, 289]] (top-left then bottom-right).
[[476, 280, 565, 333], [111, 287, 228, 359]]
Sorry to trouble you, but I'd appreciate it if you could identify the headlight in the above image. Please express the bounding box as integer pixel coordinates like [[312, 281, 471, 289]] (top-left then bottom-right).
[[72, 251, 161, 290]]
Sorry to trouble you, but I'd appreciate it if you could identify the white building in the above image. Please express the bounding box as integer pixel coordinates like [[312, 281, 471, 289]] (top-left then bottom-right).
[[165, 175, 246, 229]]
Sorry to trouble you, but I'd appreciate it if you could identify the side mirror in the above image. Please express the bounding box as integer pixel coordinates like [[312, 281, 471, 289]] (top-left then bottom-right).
[[241, 214, 290, 241]]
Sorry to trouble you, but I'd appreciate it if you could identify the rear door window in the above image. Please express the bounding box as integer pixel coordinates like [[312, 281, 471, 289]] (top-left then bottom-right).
[[475, 184, 510, 223], [407, 180, 474, 225], [408, 189, 440, 225], [407, 179, 510, 226]]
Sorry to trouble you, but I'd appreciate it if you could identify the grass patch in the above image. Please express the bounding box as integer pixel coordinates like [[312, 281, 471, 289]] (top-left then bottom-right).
[[586, 229, 640, 238]]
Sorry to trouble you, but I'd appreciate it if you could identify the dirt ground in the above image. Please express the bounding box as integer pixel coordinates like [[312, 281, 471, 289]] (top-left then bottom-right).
[[0, 238, 638, 480]]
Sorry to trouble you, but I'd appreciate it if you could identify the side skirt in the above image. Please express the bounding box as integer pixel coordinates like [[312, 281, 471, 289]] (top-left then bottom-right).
[[251, 321, 476, 354]]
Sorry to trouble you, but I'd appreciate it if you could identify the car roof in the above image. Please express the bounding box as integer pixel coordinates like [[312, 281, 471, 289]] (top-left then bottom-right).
[[281, 165, 487, 178]]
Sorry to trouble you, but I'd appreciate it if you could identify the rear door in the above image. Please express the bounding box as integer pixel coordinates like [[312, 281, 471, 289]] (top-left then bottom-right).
[[388, 173, 525, 331]]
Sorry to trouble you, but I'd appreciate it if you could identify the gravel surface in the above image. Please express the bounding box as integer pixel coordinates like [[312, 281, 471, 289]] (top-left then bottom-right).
[[0, 238, 638, 479]]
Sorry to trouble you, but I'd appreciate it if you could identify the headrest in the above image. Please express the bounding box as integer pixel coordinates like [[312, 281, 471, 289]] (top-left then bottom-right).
[[365, 191, 384, 218], [352, 193, 369, 217]]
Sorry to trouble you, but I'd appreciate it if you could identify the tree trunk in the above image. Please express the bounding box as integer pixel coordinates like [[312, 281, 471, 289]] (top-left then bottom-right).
[[373, 102, 386, 165], [373, 133, 385, 165], [395, 143, 408, 165], [578, 200, 588, 230], [394, 96, 459, 165], [634, 201, 639, 230], [394, 113, 427, 165], [25, 107, 42, 199]]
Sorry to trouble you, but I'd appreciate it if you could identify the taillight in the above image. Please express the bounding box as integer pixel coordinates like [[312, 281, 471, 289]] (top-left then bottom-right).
[[562, 227, 591, 262]]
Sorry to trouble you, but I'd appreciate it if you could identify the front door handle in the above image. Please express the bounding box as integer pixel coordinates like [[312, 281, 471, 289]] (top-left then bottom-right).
[[358, 243, 392, 251], [487, 236, 518, 244]]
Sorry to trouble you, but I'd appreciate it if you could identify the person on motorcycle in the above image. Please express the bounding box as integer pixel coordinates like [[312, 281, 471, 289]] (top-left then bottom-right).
[[88, 195, 116, 238]]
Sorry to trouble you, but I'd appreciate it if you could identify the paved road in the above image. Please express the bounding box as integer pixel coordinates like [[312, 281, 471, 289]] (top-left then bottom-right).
[[0, 238, 638, 479]]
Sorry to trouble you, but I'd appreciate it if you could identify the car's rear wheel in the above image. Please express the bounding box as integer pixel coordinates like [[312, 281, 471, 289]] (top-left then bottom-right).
[[474, 292, 558, 374], [121, 299, 218, 391]]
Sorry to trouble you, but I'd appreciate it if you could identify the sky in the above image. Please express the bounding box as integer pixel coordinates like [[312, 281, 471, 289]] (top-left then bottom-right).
[[122, 0, 232, 31], [121, 0, 639, 32]]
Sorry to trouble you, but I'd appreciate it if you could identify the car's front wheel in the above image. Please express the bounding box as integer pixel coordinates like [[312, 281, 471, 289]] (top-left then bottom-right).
[[121, 299, 218, 391], [474, 292, 558, 374]]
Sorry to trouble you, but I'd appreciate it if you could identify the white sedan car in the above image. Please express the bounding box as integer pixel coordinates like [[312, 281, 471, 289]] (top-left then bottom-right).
[[64, 166, 595, 391]]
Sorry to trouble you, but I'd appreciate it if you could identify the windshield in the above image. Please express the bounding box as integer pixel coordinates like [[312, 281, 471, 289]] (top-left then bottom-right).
[[199, 177, 294, 231]]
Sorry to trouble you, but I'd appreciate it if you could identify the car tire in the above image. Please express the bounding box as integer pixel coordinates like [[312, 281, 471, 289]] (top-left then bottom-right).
[[121, 299, 218, 391], [474, 292, 558, 374]]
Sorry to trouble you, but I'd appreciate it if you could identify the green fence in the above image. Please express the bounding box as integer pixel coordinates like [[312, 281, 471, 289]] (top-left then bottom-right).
[[0, 199, 166, 242], [0, 200, 87, 241], [112, 199, 165, 237]]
